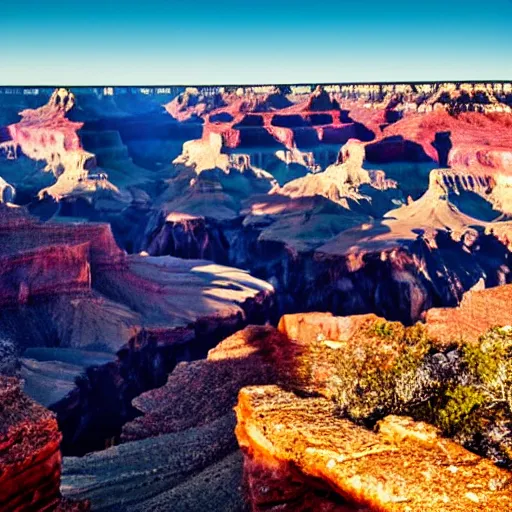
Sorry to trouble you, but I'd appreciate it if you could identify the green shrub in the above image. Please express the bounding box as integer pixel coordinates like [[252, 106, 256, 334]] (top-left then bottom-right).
[[334, 320, 432, 423], [436, 385, 486, 435], [368, 319, 404, 339], [463, 327, 512, 411]]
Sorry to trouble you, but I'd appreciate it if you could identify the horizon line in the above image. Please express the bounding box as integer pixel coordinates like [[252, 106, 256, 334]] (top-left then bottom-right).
[[1, 79, 511, 89]]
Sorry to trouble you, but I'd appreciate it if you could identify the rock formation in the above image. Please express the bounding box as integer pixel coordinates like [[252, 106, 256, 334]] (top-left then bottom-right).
[[0, 88, 122, 204], [0, 203, 274, 455], [63, 293, 512, 510], [0, 376, 89, 511], [372, 108, 512, 172], [0, 176, 15, 203], [62, 326, 284, 511], [120, 87, 512, 324], [272, 139, 397, 212], [426, 284, 512, 345], [236, 386, 512, 511], [233, 309, 512, 510]]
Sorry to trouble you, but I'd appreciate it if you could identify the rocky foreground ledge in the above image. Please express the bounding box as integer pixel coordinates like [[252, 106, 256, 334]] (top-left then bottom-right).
[[236, 385, 512, 511], [233, 297, 512, 511]]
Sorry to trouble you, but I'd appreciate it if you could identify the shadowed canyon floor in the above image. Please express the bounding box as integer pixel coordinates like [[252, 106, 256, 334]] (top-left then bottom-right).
[[1, 82, 512, 511]]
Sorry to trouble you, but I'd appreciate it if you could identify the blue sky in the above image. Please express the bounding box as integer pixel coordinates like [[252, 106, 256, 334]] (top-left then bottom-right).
[[2, 0, 511, 84]]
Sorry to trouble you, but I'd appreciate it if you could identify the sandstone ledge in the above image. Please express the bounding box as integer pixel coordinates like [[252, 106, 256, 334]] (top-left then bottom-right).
[[235, 385, 512, 511]]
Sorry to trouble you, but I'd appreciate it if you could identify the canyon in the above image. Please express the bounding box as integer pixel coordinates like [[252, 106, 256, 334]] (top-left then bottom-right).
[[1, 82, 512, 510]]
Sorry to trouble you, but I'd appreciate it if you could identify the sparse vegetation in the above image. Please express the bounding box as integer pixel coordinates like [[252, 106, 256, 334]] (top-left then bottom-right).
[[435, 384, 486, 435], [332, 320, 512, 467], [334, 320, 433, 424], [463, 327, 512, 410]]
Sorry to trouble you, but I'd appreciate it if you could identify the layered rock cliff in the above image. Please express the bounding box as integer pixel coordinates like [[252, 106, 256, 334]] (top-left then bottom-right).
[[130, 87, 512, 325], [0, 376, 89, 512], [0, 88, 123, 204], [62, 326, 284, 511], [2, 84, 512, 511], [0, 205, 275, 455], [38, 251, 274, 454]]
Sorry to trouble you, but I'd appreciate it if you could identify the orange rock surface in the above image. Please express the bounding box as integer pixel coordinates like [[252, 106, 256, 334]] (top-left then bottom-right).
[[426, 284, 512, 345], [236, 385, 512, 511]]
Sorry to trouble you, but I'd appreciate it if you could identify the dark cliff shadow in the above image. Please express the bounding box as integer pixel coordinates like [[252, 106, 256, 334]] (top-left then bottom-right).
[[365, 135, 434, 163], [0, 125, 12, 143], [448, 189, 502, 221], [50, 273, 276, 456], [77, 106, 203, 171], [431, 131, 452, 167]]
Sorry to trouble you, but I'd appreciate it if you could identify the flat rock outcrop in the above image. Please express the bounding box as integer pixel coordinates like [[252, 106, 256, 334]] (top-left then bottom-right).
[[235, 385, 512, 511]]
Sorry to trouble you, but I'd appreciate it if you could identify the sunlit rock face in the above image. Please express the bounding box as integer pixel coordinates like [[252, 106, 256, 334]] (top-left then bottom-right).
[[272, 139, 397, 210], [0, 204, 124, 307], [235, 386, 512, 512], [425, 284, 512, 345], [0, 88, 129, 222], [233, 306, 512, 510]]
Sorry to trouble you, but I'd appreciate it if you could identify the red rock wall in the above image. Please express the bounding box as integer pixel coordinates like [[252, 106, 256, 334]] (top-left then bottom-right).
[[0, 377, 63, 512], [0, 242, 91, 306]]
